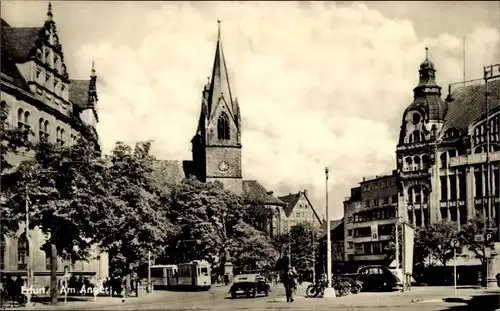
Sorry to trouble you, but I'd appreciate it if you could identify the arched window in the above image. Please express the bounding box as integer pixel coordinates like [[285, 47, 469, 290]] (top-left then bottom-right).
[[17, 233, 28, 270], [17, 108, 24, 128], [413, 155, 421, 170], [422, 154, 430, 170], [24, 111, 30, 126], [39, 118, 49, 140], [408, 187, 414, 203], [440, 152, 447, 168], [411, 130, 424, 143], [217, 112, 230, 140], [405, 157, 413, 171]]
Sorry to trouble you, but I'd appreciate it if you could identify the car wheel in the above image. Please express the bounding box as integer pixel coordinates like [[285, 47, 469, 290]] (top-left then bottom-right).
[[231, 293, 236, 299], [264, 290, 268, 297]]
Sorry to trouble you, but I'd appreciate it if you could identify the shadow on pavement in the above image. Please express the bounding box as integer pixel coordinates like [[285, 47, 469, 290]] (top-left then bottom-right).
[[439, 294, 500, 311]]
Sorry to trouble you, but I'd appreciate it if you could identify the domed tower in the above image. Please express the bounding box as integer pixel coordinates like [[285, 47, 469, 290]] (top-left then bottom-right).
[[396, 48, 447, 228]]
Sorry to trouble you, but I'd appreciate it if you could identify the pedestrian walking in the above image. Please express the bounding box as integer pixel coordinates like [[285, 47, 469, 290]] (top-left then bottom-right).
[[281, 266, 298, 303]]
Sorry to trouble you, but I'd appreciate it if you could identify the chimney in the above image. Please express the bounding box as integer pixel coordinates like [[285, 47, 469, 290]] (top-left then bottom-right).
[[303, 189, 308, 197]]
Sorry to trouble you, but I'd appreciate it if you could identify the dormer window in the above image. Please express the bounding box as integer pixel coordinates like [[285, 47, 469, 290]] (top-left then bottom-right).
[[54, 79, 59, 91], [54, 55, 59, 72], [36, 49, 42, 60], [45, 73, 51, 82], [36, 67, 42, 81]]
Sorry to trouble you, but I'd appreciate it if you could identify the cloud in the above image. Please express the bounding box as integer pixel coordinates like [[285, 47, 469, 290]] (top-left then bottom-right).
[[3, 1, 499, 220]]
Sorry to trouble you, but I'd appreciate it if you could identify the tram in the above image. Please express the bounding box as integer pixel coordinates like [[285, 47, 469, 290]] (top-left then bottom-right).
[[150, 260, 211, 291]]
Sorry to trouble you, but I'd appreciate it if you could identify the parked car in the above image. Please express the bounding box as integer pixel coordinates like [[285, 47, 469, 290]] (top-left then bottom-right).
[[229, 274, 270, 298], [355, 265, 400, 292]]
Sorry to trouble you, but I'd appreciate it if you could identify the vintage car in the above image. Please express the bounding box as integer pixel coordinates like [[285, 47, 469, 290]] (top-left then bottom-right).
[[229, 274, 270, 298]]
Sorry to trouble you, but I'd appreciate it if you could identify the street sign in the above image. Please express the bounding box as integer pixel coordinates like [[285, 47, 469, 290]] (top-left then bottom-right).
[[475, 234, 485, 242], [486, 233, 493, 242], [451, 239, 460, 248]]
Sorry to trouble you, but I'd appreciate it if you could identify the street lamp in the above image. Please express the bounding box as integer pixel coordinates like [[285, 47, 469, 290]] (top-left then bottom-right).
[[323, 167, 336, 298]]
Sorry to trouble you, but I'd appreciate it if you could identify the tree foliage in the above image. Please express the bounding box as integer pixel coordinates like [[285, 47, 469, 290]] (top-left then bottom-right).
[[274, 222, 320, 272], [459, 214, 494, 265], [384, 224, 430, 267], [0, 103, 32, 174], [2, 136, 108, 304], [419, 220, 461, 266], [165, 178, 277, 270], [97, 141, 173, 281]]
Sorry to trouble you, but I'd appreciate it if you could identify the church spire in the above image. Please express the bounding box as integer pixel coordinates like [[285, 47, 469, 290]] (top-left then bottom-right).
[[47, 2, 53, 21], [88, 61, 98, 108], [207, 20, 234, 119]]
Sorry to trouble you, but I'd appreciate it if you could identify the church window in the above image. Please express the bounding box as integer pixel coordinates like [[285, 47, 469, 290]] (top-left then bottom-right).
[[217, 112, 230, 140], [17, 233, 28, 270], [412, 113, 421, 125]]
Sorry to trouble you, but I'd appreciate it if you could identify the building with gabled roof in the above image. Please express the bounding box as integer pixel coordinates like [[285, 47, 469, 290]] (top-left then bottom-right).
[[271, 190, 323, 236], [1, 3, 107, 286]]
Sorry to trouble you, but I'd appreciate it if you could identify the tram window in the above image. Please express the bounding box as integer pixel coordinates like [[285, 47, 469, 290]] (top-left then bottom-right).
[[151, 269, 164, 278], [201, 268, 208, 275]]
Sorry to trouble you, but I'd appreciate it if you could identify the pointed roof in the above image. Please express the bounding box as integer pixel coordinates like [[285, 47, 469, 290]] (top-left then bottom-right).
[[207, 21, 235, 120], [242, 180, 285, 206], [69, 62, 99, 121]]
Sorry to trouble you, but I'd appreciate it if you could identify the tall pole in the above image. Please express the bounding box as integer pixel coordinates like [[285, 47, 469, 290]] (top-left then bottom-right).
[[288, 220, 291, 267], [453, 248, 457, 298], [25, 184, 32, 305], [312, 224, 315, 284], [325, 167, 333, 291], [148, 250, 151, 294]]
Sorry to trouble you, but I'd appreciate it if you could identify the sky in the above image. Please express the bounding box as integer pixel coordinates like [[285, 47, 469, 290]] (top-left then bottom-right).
[[2, 1, 499, 221]]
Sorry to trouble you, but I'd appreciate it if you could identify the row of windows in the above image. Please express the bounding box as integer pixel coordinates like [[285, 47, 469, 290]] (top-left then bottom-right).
[[403, 154, 431, 171], [14, 107, 75, 145], [364, 195, 398, 208], [35, 66, 67, 97], [407, 130, 425, 144], [407, 185, 430, 203], [350, 223, 394, 238], [352, 241, 389, 255], [362, 179, 396, 191], [440, 206, 468, 226], [351, 207, 397, 223]]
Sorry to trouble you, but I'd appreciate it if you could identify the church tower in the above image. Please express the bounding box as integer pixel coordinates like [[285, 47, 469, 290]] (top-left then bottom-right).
[[190, 21, 243, 194]]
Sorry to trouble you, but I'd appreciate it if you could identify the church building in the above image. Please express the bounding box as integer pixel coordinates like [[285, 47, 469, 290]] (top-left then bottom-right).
[[158, 22, 286, 232]]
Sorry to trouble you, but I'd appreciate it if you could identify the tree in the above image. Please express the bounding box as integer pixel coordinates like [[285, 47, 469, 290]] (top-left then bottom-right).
[[419, 220, 461, 267], [459, 214, 494, 266], [384, 225, 430, 267], [275, 222, 320, 273], [2, 137, 109, 305], [97, 141, 173, 296], [166, 178, 278, 272]]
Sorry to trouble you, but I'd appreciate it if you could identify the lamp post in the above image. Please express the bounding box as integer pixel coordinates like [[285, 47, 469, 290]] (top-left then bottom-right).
[[323, 167, 336, 298]]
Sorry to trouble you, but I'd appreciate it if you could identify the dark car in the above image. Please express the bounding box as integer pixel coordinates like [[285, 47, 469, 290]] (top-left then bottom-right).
[[356, 265, 400, 292], [229, 274, 270, 298]]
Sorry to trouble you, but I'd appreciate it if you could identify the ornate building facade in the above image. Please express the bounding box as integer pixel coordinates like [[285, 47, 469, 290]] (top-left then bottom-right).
[[1, 4, 107, 286], [396, 52, 499, 230]]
